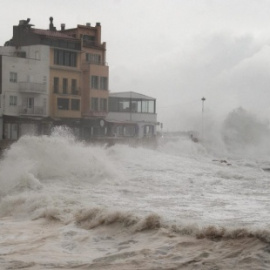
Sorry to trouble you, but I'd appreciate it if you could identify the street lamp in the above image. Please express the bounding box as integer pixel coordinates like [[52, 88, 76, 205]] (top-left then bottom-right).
[[201, 97, 206, 141]]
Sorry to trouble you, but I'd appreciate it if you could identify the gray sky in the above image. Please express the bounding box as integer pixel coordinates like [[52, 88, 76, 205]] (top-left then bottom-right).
[[2, 0, 270, 131]]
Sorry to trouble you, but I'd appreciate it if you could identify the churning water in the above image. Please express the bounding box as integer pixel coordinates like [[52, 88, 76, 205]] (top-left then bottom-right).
[[1, 110, 270, 269]]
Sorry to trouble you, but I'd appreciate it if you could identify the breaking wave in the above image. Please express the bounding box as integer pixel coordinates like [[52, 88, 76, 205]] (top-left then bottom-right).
[[0, 128, 120, 197]]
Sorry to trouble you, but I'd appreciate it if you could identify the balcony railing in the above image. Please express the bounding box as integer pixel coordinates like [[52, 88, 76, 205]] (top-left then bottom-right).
[[19, 106, 46, 116], [19, 82, 46, 93]]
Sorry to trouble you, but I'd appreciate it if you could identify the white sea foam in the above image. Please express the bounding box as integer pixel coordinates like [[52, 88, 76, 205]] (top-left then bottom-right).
[[1, 113, 270, 269]]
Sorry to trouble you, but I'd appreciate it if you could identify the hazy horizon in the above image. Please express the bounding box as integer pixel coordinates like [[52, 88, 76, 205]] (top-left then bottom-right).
[[2, 0, 270, 131]]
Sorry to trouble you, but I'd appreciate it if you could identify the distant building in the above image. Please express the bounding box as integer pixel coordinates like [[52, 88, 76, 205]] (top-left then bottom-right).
[[0, 18, 158, 146], [106, 91, 158, 139], [0, 17, 109, 141]]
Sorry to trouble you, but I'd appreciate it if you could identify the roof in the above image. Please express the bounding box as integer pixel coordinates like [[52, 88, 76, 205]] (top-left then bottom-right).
[[109, 91, 155, 100], [31, 29, 77, 40]]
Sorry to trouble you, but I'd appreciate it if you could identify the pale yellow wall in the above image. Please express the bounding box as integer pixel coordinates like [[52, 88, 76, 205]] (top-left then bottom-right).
[[49, 48, 83, 118]]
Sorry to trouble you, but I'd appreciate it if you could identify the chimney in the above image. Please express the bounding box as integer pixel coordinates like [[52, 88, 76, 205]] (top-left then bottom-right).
[[61, 23, 65, 31], [49, 17, 56, 31], [96, 22, 101, 27], [86, 22, 91, 27]]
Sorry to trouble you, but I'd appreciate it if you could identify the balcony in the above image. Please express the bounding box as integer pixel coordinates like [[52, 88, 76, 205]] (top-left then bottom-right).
[[19, 106, 46, 116], [19, 82, 46, 94]]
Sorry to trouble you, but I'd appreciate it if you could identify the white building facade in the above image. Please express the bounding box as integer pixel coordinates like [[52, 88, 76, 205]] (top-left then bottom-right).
[[0, 45, 50, 139]]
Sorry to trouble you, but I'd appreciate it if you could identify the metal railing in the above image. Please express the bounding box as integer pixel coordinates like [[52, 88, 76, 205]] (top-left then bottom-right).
[[19, 82, 46, 93], [19, 106, 46, 116]]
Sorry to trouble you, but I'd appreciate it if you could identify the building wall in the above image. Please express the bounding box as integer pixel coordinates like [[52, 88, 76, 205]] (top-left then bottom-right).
[[49, 47, 82, 118], [0, 45, 50, 117], [107, 112, 157, 123], [64, 24, 109, 118]]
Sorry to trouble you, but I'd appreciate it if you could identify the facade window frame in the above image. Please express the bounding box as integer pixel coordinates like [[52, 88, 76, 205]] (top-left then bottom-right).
[[9, 95, 17, 106], [100, 77, 108, 90], [100, 98, 107, 112], [91, 76, 99, 89], [53, 77, 59, 93], [10, 72, 17, 83], [71, 99, 80, 111], [63, 78, 68, 94], [91, 97, 99, 111], [57, 98, 69, 110]]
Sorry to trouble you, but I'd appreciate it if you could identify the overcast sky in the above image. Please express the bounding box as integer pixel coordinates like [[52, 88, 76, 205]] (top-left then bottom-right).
[[2, 0, 270, 131]]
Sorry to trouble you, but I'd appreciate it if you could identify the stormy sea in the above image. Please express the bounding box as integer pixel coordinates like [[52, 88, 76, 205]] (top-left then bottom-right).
[[1, 109, 270, 270]]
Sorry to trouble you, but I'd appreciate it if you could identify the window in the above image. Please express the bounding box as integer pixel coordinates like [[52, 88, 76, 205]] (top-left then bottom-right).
[[10, 72, 17, 83], [71, 79, 77, 94], [144, 125, 154, 137], [71, 99, 80, 110], [91, 76, 99, 89], [100, 77, 108, 90], [9, 95, 17, 106], [63, 78, 68, 94], [82, 35, 95, 46], [54, 77, 59, 93], [124, 125, 136, 137], [86, 53, 101, 64], [54, 49, 77, 67], [91, 98, 99, 111], [100, 98, 107, 111], [131, 100, 141, 112], [27, 97, 34, 108], [57, 98, 69, 110], [142, 100, 155, 113], [119, 99, 130, 112]]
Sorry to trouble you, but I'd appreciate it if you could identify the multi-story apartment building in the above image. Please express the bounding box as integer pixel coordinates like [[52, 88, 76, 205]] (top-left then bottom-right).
[[0, 17, 109, 141], [0, 18, 158, 148], [61, 22, 109, 138], [0, 45, 50, 140]]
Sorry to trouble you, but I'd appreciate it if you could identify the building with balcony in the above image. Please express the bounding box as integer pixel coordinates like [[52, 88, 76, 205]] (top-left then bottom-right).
[[0, 45, 50, 140], [0, 17, 109, 141], [61, 22, 109, 138]]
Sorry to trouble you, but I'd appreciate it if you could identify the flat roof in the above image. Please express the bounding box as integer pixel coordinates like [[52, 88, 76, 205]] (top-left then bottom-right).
[[109, 91, 155, 100]]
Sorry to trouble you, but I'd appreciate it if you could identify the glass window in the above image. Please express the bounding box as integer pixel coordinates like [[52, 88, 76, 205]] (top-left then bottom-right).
[[91, 98, 99, 111], [71, 79, 77, 94], [63, 78, 68, 94], [100, 98, 107, 111], [144, 125, 154, 137], [124, 125, 136, 136], [148, 100, 155, 113], [54, 49, 77, 67], [57, 98, 69, 110], [91, 76, 99, 89], [27, 97, 34, 108], [9, 95, 17, 106], [100, 77, 108, 90], [54, 77, 59, 93], [10, 72, 17, 83], [71, 99, 80, 110], [86, 53, 101, 64], [119, 99, 130, 112]]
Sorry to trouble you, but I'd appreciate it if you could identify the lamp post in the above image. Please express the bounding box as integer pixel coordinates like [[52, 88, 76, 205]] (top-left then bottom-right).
[[201, 97, 206, 141]]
